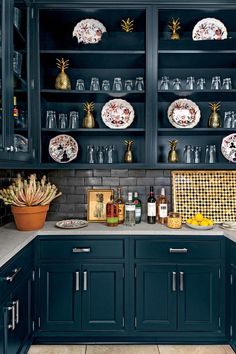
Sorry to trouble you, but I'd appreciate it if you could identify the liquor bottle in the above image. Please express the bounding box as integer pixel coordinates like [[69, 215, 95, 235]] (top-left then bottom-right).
[[147, 186, 156, 224], [106, 190, 119, 227], [115, 187, 125, 224], [13, 96, 19, 121], [125, 192, 135, 227], [157, 187, 168, 224], [133, 191, 142, 224]]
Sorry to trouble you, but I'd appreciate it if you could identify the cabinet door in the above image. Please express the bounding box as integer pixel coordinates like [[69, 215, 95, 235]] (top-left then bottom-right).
[[39, 264, 81, 331], [178, 264, 220, 332], [230, 266, 236, 342], [136, 264, 177, 331], [82, 264, 124, 331]]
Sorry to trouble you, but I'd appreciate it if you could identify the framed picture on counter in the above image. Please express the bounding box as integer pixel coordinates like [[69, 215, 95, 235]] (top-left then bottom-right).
[[87, 189, 112, 222]]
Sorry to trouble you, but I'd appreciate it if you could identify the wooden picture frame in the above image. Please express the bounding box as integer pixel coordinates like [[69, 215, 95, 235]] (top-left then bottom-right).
[[87, 189, 113, 222]]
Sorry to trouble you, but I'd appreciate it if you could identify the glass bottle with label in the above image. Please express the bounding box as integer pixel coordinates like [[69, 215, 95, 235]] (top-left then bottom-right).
[[147, 186, 156, 224], [125, 192, 135, 227], [13, 96, 19, 126], [157, 187, 168, 224], [106, 191, 119, 227], [133, 191, 142, 224], [115, 187, 125, 224]]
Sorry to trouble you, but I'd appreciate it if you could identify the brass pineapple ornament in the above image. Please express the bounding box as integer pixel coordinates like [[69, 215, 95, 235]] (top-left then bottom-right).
[[124, 140, 134, 163], [168, 139, 179, 163], [208, 102, 221, 128], [83, 102, 95, 128], [121, 18, 134, 32], [168, 18, 181, 40], [55, 58, 71, 90]]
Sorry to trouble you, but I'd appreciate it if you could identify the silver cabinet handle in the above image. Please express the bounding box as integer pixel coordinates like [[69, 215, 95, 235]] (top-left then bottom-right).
[[180, 272, 184, 292], [14, 300, 19, 324], [169, 248, 188, 254], [75, 271, 80, 291], [6, 146, 14, 152], [3, 267, 22, 282], [83, 271, 87, 291], [7, 303, 15, 331], [172, 272, 176, 292], [72, 247, 91, 253]]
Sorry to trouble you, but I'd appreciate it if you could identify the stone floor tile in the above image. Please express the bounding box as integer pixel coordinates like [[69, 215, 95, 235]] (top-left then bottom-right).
[[158, 345, 228, 354], [86, 345, 159, 354], [28, 345, 86, 354]]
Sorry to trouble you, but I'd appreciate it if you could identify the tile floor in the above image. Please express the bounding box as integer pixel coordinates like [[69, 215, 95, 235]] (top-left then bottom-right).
[[28, 344, 235, 354]]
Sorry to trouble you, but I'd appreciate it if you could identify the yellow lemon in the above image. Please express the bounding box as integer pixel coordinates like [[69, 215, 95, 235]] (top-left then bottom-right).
[[200, 220, 209, 227], [191, 220, 199, 226], [208, 220, 214, 226], [195, 213, 204, 222], [186, 218, 192, 224]]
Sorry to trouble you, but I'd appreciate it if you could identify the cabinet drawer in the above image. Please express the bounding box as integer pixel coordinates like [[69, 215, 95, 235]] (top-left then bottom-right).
[[40, 239, 124, 260], [0, 242, 33, 301], [135, 239, 221, 260]]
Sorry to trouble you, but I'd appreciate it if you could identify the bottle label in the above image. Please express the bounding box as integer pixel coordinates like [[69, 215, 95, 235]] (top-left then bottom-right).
[[135, 207, 142, 218], [125, 205, 135, 212], [147, 203, 156, 216], [118, 204, 124, 222], [159, 204, 168, 218]]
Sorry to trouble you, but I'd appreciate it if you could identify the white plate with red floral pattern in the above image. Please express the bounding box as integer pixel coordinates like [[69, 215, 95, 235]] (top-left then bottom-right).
[[72, 18, 107, 44], [192, 18, 228, 40], [221, 133, 236, 163], [167, 98, 201, 128], [101, 99, 135, 129], [49, 134, 78, 163]]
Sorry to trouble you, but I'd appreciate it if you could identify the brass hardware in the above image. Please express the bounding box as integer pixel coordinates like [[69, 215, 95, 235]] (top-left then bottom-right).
[[179, 272, 184, 291], [169, 248, 188, 254], [172, 272, 176, 292]]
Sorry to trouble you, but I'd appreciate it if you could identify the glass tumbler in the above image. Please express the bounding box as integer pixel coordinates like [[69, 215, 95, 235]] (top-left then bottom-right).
[[222, 78, 232, 90], [134, 77, 144, 91], [172, 78, 182, 90], [205, 145, 216, 163], [105, 145, 117, 164], [87, 145, 96, 164], [124, 80, 133, 91], [160, 76, 170, 90], [58, 113, 68, 129], [101, 80, 111, 91], [69, 111, 79, 129], [186, 76, 195, 90], [75, 79, 85, 91], [194, 146, 202, 163], [96, 146, 105, 163], [223, 111, 232, 128], [46, 110, 57, 129], [232, 112, 236, 128], [90, 77, 100, 91], [196, 78, 206, 90], [112, 77, 123, 91], [211, 76, 221, 90], [183, 145, 194, 163]]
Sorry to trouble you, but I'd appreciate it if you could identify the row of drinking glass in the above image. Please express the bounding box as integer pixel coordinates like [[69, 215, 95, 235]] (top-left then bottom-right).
[[75, 77, 145, 91], [223, 111, 236, 128], [87, 145, 118, 164], [160, 76, 232, 90], [183, 145, 216, 164], [46, 110, 79, 129]]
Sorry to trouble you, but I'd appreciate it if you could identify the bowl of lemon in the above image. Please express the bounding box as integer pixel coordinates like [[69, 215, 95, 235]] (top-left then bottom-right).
[[186, 213, 214, 230]]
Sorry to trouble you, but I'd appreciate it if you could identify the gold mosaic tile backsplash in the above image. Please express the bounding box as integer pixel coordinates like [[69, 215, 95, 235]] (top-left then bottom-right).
[[172, 170, 236, 223]]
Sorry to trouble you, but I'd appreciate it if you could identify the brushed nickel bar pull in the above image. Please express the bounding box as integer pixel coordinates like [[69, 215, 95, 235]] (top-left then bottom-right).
[[72, 247, 91, 253], [180, 272, 184, 292], [3, 267, 22, 282], [83, 271, 87, 291], [7, 304, 15, 330], [75, 272, 80, 291], [169, 248, 188, 254], [14, 300, 19, 324], [172, 272, 177, 292]]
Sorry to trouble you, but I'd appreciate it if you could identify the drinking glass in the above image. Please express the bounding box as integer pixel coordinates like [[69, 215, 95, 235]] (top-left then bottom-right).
[[96, 146, 105, 163], [183, 145, 194, 163], [194, 146, 202, 163], [186, 76, 195, 90], [205, 145, 216, 163], [87, 145, 96, 164], [58, 113, 68, 129], [101, 80, 111, 91], [46, 110, 57, 129], [232, 112, 236, 128], [160, 76, 170, 90], [105, 145, 117, 164], [69, 111, 79, 129], [172, 78, 182, 90], [124, 80, 133, 91], [222, 78, 232, 90], [13, 51, 23, 77], [90, 77, 100, 91], [211, 76, 221, 90], [75, 79, 85, 91], [223, 111, 233, 128], [112, 77, 123, 91], [196, 78, 206, 90], [134, 77, 144, 91]]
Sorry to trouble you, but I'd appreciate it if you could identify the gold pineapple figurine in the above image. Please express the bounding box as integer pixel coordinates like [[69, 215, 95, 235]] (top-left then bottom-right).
[[168, 139, 179, 163], [121, 18, 134, 32], [55, 58, 71, 90], [124, 140, 134, 163], [168, 18, 181, 40], [208, 102, 221, 128], [83, 102, 95, 128]]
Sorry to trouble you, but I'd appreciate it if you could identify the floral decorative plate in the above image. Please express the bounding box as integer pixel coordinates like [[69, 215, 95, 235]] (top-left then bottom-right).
[[186, 222, 214, 230], [55, 219, 88, 229], [192, 18, 228, 40], [101, 99, 135, 129], [49, 134, 78, 163], [14, 134, 28, 152], [167, 99, 201, 128], [221, 133, 236, 163], [72, 18, 107, 44]]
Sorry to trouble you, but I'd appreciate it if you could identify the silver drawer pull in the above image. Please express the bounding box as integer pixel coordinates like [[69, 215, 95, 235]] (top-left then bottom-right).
[[6, 303, 16, 331], [169, 248, 188, 254], [3, 267, 22, 282], [75, 271, 80, 291], [83, 271, 87, 291], [180, 272, 184, 292], [172, 272, 176, 292], [72, 247, 91, 253], [14, 300, 19, 324]]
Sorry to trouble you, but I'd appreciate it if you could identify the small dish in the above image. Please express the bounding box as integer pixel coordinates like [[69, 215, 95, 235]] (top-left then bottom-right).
[[221, 133, 236, 163], [192, 18, 228, 41], [101, 99, 135, 129], [55, 219, 88, 229], [167, 98, 201, 128], [186, 222, 214, 230], [49, 134, 78, 163], [72, 18, 107, 44]]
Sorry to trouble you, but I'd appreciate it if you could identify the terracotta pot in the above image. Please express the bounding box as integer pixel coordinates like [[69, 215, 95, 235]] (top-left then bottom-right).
[[11, 205, 49, 231]]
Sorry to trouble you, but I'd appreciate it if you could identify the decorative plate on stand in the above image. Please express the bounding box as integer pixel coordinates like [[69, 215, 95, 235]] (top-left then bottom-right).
[[101, 99, 135, 129], [49, 134, 78, 163], [167, 98, 201, 128], [72, 19, 107, 44], [192, 18, 228, 40], [221, 133, 236, 162]]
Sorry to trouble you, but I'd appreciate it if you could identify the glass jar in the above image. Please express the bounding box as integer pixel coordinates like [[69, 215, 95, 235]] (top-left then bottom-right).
[[167, 212, 182, 229]]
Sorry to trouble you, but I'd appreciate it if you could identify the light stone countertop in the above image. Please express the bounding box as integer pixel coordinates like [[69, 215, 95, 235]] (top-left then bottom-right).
[[1, 221, 236, 268]]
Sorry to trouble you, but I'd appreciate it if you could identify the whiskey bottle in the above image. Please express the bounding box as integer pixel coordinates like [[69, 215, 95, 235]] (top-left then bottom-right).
[[115, 187, 125, 224], [13, 96, 19, 120], [133, 191, 142, 224], [147, 186, 156, 224], [106, 191, 119, 227], [125, 192, 135, 227], [157, 187, 168, 224]]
